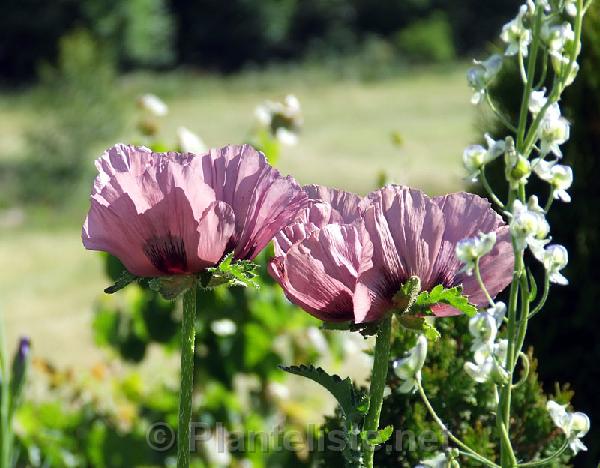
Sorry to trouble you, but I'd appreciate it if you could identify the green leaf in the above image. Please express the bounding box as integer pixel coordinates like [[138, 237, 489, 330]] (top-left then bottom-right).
[[280, 364, 357, 419], [104, 270, 137, 294], [413, 284, 477, 317], [397, 316, 441, 340], [148, 275, 195, 300], [203, 253, 259, 289], [363, 424, 394, 446]]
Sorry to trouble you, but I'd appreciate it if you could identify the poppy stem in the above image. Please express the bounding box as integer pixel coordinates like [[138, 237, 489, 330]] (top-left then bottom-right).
[[363, 316, 393, 468], [177, 285, 197, 468]]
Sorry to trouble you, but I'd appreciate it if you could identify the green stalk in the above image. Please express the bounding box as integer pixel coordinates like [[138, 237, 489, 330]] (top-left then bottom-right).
[[498, 246, 522, 467], [177, 286, 197, 468], [0, 310, 11, 468], [362, 316, 393, 468]]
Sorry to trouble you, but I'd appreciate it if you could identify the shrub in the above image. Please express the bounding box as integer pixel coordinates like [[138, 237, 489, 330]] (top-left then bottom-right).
[[393, 12, 456, 63]]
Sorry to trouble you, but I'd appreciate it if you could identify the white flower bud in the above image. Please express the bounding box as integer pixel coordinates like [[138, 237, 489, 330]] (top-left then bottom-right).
[[564, 0, 578, 16], [177, 127, 208, 155], [138, 94, 168, 116], [529, 89, 548, 115], [416, 451, 458, 468], [393, 335, 428, 394], [211, 319, 237, 336]]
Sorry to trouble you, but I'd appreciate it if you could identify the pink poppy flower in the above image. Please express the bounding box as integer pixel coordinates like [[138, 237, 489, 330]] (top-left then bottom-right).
[[83, 144, 307, 277], [355, 186, 513, 322], [268, 186, 364, 322], [269, 184, 513, 324]]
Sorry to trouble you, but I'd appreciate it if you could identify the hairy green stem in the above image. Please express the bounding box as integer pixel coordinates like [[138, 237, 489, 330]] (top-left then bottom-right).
[[363, 316, 392, 468], [417, 383, 500, 468], [517, 440, 570, 467], [529, 275, 550, 319], [481, 167, 506, 209], [178, 286, 197, 468], [474, 258, 494, 306]]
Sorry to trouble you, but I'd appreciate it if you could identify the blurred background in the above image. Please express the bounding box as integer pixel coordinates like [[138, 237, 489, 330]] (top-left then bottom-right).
[[0, 0, 598, 466]]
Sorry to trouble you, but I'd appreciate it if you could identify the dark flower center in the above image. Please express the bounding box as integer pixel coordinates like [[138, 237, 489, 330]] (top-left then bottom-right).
[[143, 233, 188, 274]]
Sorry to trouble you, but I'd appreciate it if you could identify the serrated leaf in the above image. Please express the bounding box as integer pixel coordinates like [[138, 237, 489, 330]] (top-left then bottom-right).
[[104, 270, 137, 294], [204, 253, 259, 289], [392, 276, 421, 313], [280, 364, 357, 418], [363, 424, 394, 446], [397, 316, 440, 340], [413, 285, 477, 317]]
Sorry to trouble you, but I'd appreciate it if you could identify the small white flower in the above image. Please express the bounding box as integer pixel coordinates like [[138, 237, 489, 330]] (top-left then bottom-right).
[[528, 89, 547, 115], [542, 22, 575, 63], [138, 94, 168, 116], [510, 197, 550, 252], [254, 104, 272, 126], [393, 335, 427, 394], [564, 61, 580, 86], [469, 313, 497, 348], [467, 54, 503, 104], [500, 6, 532, 57], [564, 0, 578, 16], [211, 319, 237, 336], [177, 127, 207, 155], [539, 105, 570, 157], [463, 134, 505, 181], [547, 400, 590, 454], [465, 340, 508, 384], [504, 143, 531, 187], [541, 244, 569, 285], [456, 232, 497, 275], [532, 159, 573, 202], [275, 127, 298, 146]]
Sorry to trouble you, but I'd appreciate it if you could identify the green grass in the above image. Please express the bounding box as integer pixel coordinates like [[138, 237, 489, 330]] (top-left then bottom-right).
[[0, 63, 476, 368]]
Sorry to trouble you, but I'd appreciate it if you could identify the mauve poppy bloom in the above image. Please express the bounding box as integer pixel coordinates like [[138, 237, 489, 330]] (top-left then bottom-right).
[[269, 185, 513, 324], [83, 144, 307, 277], [268, 186, 364, 322], [355, 185, 513, 322]]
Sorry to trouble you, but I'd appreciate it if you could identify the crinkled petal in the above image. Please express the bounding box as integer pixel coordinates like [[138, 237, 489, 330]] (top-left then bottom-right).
[[303, 185, 363, 225], [355, 186, 445, 322], [200, 144, 307, 260], [268, 224, 361, 322]]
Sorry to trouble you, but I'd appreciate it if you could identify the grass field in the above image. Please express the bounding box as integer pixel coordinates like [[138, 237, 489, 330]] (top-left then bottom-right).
[[0, 63, 476, 369]]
